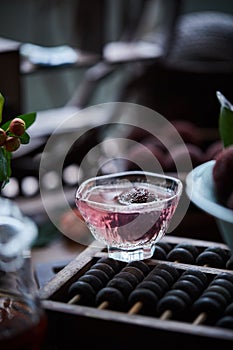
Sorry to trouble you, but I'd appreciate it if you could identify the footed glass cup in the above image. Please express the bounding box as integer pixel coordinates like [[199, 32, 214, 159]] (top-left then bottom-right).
[[76, 171, 182, 262]]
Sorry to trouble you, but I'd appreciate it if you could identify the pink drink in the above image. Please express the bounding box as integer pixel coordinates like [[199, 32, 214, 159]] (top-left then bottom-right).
[[76, 182, 179, 249]]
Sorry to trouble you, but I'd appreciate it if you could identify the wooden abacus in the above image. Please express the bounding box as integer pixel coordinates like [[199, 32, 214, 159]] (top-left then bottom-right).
[[38, 236, 233, 349]]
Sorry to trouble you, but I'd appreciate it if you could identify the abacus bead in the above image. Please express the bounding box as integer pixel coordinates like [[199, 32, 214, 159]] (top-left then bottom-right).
[[205, 246, 231, 262], [107, 278, 134, 297], [79, 274, 103, 292], [216, 316, 233, 329], [165, 289, 192, 306], [225, 302, 233, 316], [196, 251, 224, 268], [68, 281, 96, 304], [114, 271, 139, 288], [138, 280, 164, 298], [97, 257, 122, 272], [179, 274, 205, 290], [172, 280, 200, 299], [157, 241, 172, 253], [213, 272, 233, 284], [153, 245, 167, 260], [175, 243, 199, 259], [226, 256, 233, 270], [153, 244, 167, 260], [96, 287, 125, 309], [126, 261, 150, 275], [122, 266, 145, 282], [128, 288, 158, 314], [192, 297, 223, 319], [92, 262, 115, 278], [210, 278, 233, 293], [149, 268, 174, 286], [86, 268, 110, 284], [167, 247, 195, 264], [145, 274, 170, 291], [202, 291, 228, 308], [157, 295, 187, 316], [157, 263, 180, 280], [205, 285, 232, 304], [182, 269, 208, 286]]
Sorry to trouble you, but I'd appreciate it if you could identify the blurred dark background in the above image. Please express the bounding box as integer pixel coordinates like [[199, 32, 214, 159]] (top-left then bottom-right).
[[0, 0, 233, 121], [1, 0, 233, 202]]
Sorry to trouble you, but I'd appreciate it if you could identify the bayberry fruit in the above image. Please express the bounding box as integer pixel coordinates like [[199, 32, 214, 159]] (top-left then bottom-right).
[[0, 128, 7, 146], [4, 136, 20, 152], [9, 117, 26, 136], [227, 192, 233, 210], [118, 187, 156, 205], [213, 145, 233, 203]]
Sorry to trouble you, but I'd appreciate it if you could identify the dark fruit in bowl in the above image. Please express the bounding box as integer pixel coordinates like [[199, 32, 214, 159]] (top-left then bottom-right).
[[212, 145, 233, 206], [227, 192, 233, 210]]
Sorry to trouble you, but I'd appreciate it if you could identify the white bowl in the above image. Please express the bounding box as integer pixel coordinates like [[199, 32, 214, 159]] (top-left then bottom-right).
[[186, 160, 233, 252]]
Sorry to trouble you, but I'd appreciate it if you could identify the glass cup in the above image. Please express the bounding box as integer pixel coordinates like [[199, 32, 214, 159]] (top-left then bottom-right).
[[75, 171, 183, 262]]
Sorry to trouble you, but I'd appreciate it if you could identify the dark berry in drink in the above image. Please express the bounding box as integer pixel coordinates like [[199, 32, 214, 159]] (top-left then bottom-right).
[[118, 187, 156, 205]]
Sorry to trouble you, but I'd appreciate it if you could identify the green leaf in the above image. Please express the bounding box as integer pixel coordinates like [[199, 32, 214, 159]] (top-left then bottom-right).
[[6, 151, 12, 178], [0, 148, 12, 188], [17, 112, 37, 129], [0, 93, 4, 124], [0, 120, 10, 131], [0, 147, 8, 182], [216, 91, 233, 148], [19, 131, 30, 144]]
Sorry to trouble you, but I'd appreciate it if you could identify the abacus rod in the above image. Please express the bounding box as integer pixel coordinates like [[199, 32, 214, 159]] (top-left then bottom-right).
[[128, 301, 143, 315], [160, 309, 173, 320], [68, 294, 81, 304], [97, 301, 109, 309], [193, 312, 207, 325]]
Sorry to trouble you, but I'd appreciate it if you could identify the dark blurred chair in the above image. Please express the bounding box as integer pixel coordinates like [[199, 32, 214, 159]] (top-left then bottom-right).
[[118, 10, 233, 127]]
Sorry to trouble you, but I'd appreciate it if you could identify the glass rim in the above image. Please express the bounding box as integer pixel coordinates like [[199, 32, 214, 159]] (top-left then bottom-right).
[[76, 170, 183, 211]]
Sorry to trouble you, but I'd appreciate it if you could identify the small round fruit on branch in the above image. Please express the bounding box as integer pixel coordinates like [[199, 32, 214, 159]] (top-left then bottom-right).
[[9, 118, 26, 136], [4, 136, 20, 152]]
